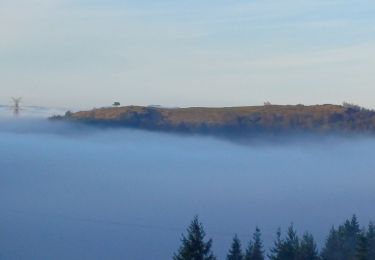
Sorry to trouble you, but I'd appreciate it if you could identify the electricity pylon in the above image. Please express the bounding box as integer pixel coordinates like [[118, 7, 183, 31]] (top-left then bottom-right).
[[11, 97, 22, 116]]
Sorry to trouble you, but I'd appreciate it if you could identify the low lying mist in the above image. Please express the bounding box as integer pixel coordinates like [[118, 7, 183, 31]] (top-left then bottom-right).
[[1, 117, 375, 259]]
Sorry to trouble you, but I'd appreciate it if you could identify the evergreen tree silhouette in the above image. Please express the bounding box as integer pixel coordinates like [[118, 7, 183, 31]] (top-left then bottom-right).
[[245, 227, 264, 260], [321, 215, 361, 260], [356, 230, 368, 260], [367, 222, 375, 260], [298, 232, 319, 260], [269, 228, 283, 260], [269, 224, 299, 260], [356, 222, 375, 260], [227, 235, 243, 260], [283, 224, 300, 260], [174, 216, 216, 260], [244, 241, 254, 260], [341, 215, 361, 259], [321, 227, 343, 260]]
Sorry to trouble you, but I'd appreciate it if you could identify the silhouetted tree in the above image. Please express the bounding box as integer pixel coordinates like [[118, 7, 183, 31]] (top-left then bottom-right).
[[269, 228, 283, 260], [321, 227, 343, 260], [367, 222, 375, 260], [321, 215, 361, 260], [174, 216, 216, 260], [65, 111, 73, 117], [356, 231, 368, 260], [227, 235, 243, 260], [298, 232, 319, 260], [245, 227, 264, 260], [172, 215, 375, 260], [269, 224, 299, 260], [341, 215, 361, 259], [356, 222, 375, 260], [283, 224, 300, 260], [244, 241, 253, 260]]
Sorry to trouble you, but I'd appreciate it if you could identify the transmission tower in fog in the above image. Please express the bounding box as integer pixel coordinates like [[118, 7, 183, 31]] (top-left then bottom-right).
[[11, 97, 22, 116]]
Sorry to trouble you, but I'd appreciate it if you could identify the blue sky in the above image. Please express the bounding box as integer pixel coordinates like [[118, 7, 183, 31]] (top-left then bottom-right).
[[1, 0, 375, 109]]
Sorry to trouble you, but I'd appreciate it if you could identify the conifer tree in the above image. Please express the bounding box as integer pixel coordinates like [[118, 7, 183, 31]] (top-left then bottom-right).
[[321, 227, 343, 260], [321, 215, 361, 260], [356, 222, 375, 260], [341, 215, 361, 259], [356, 231, 368, 260], [245, 227, 264, 260], [244, 241, 254, 260], [269, 224, 300, 260], [298, 232, 319, 260], [269, 228, 284, 260], [227, 235, 243, 260], [367, 222, 375, 260], [174, 216, 216, 260], [283, 224, 300, 260]]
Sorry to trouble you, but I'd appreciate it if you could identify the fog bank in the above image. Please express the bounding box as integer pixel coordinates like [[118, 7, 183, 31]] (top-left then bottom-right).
[[1, 118, 375, 259]]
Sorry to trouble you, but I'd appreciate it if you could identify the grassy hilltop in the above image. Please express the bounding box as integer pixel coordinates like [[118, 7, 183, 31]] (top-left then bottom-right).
[[52, 103, 375, 137]]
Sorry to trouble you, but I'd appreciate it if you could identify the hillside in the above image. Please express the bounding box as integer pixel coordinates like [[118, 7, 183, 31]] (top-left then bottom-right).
[[51, 104, 375, 137]]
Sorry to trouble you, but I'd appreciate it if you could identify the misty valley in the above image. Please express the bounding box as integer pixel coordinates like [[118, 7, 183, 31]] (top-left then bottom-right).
[[3, 0, 375, 258], [1, 117, 375, 259]]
